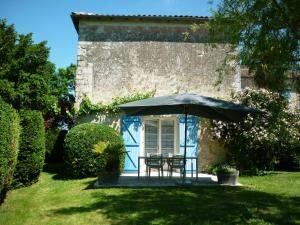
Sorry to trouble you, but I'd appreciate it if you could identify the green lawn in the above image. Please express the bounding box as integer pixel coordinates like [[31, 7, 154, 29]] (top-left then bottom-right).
[[0, 164, 300, 225]]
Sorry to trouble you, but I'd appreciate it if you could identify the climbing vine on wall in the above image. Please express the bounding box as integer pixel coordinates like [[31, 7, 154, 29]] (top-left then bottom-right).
[[76, 91, 155, 117]]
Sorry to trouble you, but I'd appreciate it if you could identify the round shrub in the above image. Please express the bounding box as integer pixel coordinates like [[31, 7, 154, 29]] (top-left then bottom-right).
[[64, 123, 125, 178], [13, 110, 46, 187], [0, 98, 20, 203]]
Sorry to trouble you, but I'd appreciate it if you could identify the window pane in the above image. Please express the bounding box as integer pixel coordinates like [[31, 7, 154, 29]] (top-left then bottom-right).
[[145, 120, 158, 155], [161, 120, 174, 155]]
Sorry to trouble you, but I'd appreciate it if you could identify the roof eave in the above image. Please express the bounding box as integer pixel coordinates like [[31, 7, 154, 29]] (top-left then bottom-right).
[[71, 12, 211, 34]]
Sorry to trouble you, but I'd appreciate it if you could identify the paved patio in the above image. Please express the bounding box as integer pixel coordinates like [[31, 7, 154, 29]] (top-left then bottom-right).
[[94, 172, 221, 188]]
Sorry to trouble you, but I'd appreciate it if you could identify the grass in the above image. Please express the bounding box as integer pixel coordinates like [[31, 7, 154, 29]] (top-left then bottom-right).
[[0, 164, 300, 225]]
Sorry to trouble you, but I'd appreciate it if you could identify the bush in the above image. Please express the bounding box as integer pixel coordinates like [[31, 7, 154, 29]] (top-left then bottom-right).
[[64, 123, 125, 178], [0, 98, 20, 203], [13, 110, 46, 187], [212, 88, 300, 174], [216, 165, 238, 175], [45, 129, 67, 163], [45, 128, 60, 161], [208, 164, 238, 175], [277, 146, 300, 170]]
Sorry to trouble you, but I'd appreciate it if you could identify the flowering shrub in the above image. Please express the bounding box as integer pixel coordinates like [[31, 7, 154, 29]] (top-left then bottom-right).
[[212, 88, 300, 174]]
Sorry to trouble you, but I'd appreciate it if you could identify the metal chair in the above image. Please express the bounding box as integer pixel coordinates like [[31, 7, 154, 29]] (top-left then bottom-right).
[[145, 154, 164, 178], [167, 155, 185, 178]]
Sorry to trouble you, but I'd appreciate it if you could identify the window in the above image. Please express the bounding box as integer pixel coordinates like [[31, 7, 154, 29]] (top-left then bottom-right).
[[144, 118, 175, 155], [161, 120, 175, 155], [144, 120, 158, 155]]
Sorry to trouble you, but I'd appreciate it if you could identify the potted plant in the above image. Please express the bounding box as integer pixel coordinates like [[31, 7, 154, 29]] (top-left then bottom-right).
[[216, 165, 239, 185], [94, 141, 125, 184]]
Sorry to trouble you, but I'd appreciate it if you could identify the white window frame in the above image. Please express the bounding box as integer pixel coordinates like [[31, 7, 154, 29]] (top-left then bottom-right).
[[140, 116, 179, 158]]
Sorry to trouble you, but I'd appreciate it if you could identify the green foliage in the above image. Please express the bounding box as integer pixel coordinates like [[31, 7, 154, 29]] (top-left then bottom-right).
[[47, 64, 76, 128], [0, 98, 20, 203], [93, 141, 109, 156], [45, 128, 60, 160], [0, 20, 78, 132], [207, 0, 300, 91], [0, 19, 56, 112], [50, 64, 76, 101], [212, 88, 300, 174], [45, 129, 67, 163], [77, 92, 155, 117], [13, 110, 46, 187], [216, 165, 238, 175], [208, 163, 238, 175], [277, 146, 300, 170], [64, 123, 125, 178]]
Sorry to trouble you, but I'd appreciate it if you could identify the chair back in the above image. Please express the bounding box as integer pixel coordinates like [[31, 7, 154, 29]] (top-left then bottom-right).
[[170, 155, 184, 167], [146, 154, 163, 166]]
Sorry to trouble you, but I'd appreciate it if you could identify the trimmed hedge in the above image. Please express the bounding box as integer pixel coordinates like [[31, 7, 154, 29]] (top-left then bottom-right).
[[0, 98, 20, 203], [64, 123, 125, 178], [45, 129, 67, 163], [13, 110, 46, 187]]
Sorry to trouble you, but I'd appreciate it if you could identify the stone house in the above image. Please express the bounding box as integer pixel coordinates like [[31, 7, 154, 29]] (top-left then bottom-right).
[[71, 12, 242, 173]]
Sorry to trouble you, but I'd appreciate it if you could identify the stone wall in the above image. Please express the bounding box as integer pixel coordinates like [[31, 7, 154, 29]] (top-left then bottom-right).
[[199, 118, 227, 171], [76, 20, 241, 105], [75, 113, 120, 131], [74, 17, 240, 171]]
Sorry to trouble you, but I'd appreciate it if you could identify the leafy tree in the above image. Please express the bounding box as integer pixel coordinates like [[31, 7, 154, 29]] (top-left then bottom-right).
[[0, 19, 56, 112], [50, 64, 76, 103], [47, 64, 76, 129], [207, 0, 300, 91]]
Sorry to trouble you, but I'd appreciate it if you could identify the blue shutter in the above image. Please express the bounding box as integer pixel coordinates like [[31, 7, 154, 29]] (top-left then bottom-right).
[[179, 115, 199, 172], [121, 116, 141, 172]]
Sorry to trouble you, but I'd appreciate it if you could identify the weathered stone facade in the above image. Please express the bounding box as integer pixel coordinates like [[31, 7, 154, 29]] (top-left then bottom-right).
[[199, 118, 227, 171], [72, 13, 240, 171], [73, 13, 241, 104]]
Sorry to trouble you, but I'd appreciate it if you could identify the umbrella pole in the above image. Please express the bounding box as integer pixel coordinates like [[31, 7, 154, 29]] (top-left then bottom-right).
[[183, 110, 187, 181]]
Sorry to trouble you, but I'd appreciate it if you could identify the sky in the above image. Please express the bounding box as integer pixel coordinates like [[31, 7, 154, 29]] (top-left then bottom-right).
[[0, 0, 220, 69]]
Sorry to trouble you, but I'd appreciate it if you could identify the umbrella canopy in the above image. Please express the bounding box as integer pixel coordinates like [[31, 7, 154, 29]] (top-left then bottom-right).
[[119, 93, 257, 122], [119, 93, 258, 181]]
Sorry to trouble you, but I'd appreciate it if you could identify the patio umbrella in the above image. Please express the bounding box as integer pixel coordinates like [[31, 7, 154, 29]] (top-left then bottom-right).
[[119, 93, 258, 180]]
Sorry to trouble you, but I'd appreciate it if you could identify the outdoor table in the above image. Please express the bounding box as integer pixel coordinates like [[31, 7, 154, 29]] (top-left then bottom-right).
[[138, 155, 198, 180]]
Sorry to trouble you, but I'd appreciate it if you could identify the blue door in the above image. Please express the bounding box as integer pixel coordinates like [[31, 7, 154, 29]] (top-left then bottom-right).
[[121, 116, 141, 172], [179, 115, 199, 172]]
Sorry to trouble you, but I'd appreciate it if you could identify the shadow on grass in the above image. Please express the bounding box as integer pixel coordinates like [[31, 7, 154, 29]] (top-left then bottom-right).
[[43, 163, 85, 180], [83, 180, 98, 190], [49, 186, 300, 225], [43, 163, 99, 190]]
